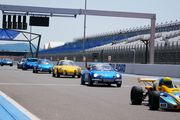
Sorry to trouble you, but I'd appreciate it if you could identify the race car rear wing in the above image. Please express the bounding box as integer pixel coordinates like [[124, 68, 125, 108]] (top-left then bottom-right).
[[138, 78, 157, 90], [138, 78, 157, 83]]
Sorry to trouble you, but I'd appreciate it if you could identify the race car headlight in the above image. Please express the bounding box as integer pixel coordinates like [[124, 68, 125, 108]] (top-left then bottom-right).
[[116, 74, 120, 78], [94, 73, 99, 78]]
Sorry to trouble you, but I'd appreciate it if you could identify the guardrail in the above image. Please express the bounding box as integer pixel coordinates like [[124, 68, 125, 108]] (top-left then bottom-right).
[[75, 62, 180, 78]]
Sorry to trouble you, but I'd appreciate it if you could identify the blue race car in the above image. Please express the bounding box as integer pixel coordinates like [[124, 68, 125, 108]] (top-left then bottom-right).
[[22, 58, 38, 70], [81, 63, 122, 87], [33, 59, 53, 73], [0, 58, 13, 66]]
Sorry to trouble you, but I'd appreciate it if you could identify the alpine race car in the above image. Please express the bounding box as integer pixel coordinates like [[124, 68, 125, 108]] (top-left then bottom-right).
[[33, 59, 53, 73], [52, 60, 81, 78], [81, 63, 122, 87], [0, 58, 13, 66], [130, 77, 180, 110], [17, 58, 27, 69], [22, 58, 38, 70]]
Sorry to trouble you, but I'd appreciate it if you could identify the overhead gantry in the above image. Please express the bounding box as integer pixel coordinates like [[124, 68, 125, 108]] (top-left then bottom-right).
[[0, 4, 156, 64]]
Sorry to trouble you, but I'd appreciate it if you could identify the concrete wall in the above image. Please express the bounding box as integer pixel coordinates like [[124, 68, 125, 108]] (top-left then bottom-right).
[[75, 62, 180, 78], [125, 64, 180, 78]]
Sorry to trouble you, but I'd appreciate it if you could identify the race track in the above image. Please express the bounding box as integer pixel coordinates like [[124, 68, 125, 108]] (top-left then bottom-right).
[[0, 66, 179, 120]]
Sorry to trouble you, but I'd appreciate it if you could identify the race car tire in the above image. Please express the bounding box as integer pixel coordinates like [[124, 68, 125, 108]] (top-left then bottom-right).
[[22, 65, 27, 70], [78, 75, 81, 78], [149, 91, 159, 110], [88, 75, 93, 86], [33, 69, 35, 73], [117, 83, 122, 87], [81, 76, 85, 85], [131, 86, 143, 105], [52, 70, 55, 77]]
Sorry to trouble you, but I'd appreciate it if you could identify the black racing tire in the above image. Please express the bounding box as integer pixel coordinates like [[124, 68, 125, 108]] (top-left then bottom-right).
[[117, 83, 122, 87], [22, 65, 27, 70], [81, 76, 85, 85], [88, 75, 93, 86], [52, 70, 55, 77], [35, 69, 38, 73], [149, 91, 159, 110], [78, 74, 81, 78], [33, 68, 35, 73], [56, 69, 60, 78], [131, 86, 143, 105]]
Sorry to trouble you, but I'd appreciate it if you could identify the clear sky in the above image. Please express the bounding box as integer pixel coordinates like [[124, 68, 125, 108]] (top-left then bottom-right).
[[0, 0, 180, 48]]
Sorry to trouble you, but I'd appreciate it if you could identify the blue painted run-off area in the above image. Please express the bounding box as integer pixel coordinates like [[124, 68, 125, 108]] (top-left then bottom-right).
[[0, 95, 30, 120]]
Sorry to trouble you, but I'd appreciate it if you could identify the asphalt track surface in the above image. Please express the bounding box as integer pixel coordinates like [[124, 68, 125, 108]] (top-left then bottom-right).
[[0, 66, 180, 120]]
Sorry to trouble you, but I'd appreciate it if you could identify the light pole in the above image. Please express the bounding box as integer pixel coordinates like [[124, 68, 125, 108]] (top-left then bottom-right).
[[83, 0, 87, 54], [131, 49, 135, 64]]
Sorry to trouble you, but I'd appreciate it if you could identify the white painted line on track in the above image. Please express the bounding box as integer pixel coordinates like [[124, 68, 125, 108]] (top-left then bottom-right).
[[0, 91, 40, 120], [0, 83, 80, 87], [0, 83, 133, 88]]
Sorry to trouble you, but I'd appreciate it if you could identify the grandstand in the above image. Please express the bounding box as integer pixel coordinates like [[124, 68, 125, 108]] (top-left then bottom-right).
[[39, 20, 180, 64]]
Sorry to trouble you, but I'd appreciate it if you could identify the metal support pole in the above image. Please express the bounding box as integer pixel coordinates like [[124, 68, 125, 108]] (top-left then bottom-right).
[[83, 0, 87, 54], [29, 26, 33, 57], [149, 18, 156, 64], [36, 35, 41, 58]]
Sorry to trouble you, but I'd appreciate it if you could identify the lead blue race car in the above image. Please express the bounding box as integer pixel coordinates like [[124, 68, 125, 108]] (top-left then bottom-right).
[[32, 59, 53, 73], [81, 63, 122, 87]]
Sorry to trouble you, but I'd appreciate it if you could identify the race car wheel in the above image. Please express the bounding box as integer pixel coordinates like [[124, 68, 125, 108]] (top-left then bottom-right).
[[52, 70, 55, 77], [56, 69, 60, 78], [33, 68, 35, 73], [148, 91, 159, 110], [78, 74, 81, 78], [117, 83, 122, 87], [81, 76, 85, 85], [88, 75, 93, 86], [131, 86, 143, 105]]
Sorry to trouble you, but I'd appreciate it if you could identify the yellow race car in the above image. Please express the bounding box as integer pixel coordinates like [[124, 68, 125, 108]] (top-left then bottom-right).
[[52, 60, 81, 78], [131, 77, 180, 110]]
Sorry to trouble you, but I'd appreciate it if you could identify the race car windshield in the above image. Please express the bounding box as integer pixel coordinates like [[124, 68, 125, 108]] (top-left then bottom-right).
[[40, 60, 51, 65], [27, 59, 38, 62], [61, 61, 76, 66], [92, 64, 114, 71]]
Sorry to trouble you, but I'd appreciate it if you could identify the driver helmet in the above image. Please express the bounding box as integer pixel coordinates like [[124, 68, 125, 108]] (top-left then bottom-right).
[[159, 77, 173, 87]]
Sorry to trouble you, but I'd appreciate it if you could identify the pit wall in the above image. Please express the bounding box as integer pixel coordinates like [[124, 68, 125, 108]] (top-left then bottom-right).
[[75, 62, 180, 78]]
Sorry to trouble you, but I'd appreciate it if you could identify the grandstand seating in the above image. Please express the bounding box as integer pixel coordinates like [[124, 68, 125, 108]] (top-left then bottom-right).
[[39, 20, 180, 55], [87, 30, 180, 52]]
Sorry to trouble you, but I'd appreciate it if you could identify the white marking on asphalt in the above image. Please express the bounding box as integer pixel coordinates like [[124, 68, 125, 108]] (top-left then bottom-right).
[[0, 83, 81, 86], [0, 91, 40, 120], [0, 82, 133, 88]]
